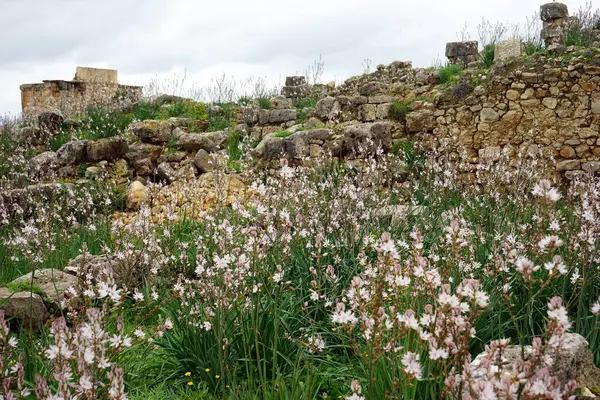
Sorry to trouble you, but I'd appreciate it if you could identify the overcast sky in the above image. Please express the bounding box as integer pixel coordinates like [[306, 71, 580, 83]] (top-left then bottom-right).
[[0, 0, 593, 115]]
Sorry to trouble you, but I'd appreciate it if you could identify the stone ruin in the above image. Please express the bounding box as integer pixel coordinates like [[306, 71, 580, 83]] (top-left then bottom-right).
[[12, 1, 600, 189], [445, 41, 479, 65], [20, 66, 142, 118], [541, 2, 570, 53]]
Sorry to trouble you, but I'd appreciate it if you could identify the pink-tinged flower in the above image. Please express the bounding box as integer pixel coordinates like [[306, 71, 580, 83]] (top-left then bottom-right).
[[547, 296, 571, 331], [532, 179, 561, 202], [429, 347, 449, 360], [401, 352, 422, 380], [592, 297, 600, 316]]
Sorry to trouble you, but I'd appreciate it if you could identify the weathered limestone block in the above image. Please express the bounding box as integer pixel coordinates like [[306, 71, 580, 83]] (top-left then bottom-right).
[[341, 122, 392, 155], [316, 97, 340, 120], [85, 137, 128, 162], [131, 120, 174, 144], [358, 82, 388, 96], [29, 151, 58, 179], [194, 149, 215, 173], [480, 108, 500, 123], [557, 159, 581, 171], [0, 290, 49, 329], [285, 76, 306, 86], [445, 41, 479, 64], [177, 133, 217, 152], [406, 109, 436, 133], [269, 109, 297, 124], [540, 2, 569, 52], [281, 84, 310, 99], [471, 333, 600, 390], [540, 2, 569, 21], [495, 39, 523, 61], [269, 95, 292, 110], [125, 180, 148, 211], [126, 142, 163, 162], [10, 269, 77, 306], [156, 162, 177, 183], [56, 140, 88, 166], [359, 104, 377, 122]]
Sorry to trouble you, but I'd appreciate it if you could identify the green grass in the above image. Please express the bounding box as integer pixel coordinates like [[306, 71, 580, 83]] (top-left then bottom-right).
[[438, 63, 463, 85], [6, 281, 43, 295], [481, 43, 495, 68], [273, 130, 293, 138], [389, 99, 412, 122], [258, 97, 271, 110]]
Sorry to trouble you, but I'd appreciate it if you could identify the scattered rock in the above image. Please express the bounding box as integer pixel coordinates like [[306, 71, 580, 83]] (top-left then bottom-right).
[[0, 289, 49, 329], [177, 133, 217, 152], [471, 333, 600, 390], [125, 180, 148, 211], [10, 269, 77, 306], [131, 120, 174, 144], [56, 140, 88, 166], [194, 149, 215, 173], [85, 137, 128, 162]]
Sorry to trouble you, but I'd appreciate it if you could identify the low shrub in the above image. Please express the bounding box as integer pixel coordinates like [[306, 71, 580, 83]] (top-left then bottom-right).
[[438, 63, 463, 84], [389, 99, 412, 122]]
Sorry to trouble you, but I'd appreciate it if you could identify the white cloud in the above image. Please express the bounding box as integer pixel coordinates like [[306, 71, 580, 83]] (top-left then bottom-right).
[[0, 0, 593, 114]]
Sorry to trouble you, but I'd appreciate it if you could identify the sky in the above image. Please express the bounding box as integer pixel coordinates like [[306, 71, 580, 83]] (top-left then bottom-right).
[[0, 0, 593, 115]]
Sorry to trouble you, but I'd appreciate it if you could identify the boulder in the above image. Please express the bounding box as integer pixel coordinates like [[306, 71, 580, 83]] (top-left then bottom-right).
[[156, 162, 177, 183], [202, 130, 228, 149], [131, 120, 174, 144], [132, 158, 153, 176], [263, 136, 286, 160], [177, 133, 217, 152], [126, 142, 163, 162], [471, 333, 600, 390], [29, 151, 58, 179], [445, 40, 479, 60], [125, 180, 148, 211], [358, 82, 387, 96], [540, 2, 569, 21], [56, 140, 88, 166], [269, 95, 292, 110], [0, 289, 49, 329], [285, 76, 307, 86], [64, 254, 127, 287], [342, 122, 392, 156], [316, 97, 340, 120], [38, 110, 64, 134], [85, 137, 128, 162], [193, 149, 215, 173], [10, 269, 77, 306], [269, 109, 297, 124]]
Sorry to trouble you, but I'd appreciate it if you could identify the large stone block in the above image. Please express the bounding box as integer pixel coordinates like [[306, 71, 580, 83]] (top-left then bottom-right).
[[85, 137, 128, 162], [269, 109, 297, 124], [495, 39, 523, 61], [445, 41, 479, 64], [540, 2, 569, 22]]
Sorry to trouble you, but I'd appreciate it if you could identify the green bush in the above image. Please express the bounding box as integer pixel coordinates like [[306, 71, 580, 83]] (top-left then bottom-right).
[[258, 97, 271, 109], [134, 101, 161, 121], [159, 101, 208, 121], [481, 44, 496, 68], [389, 99, 412, 122], [438, 63, 463, 84], [77, 107, 133, 140]]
